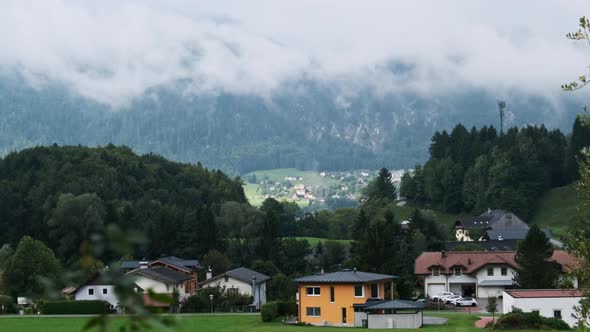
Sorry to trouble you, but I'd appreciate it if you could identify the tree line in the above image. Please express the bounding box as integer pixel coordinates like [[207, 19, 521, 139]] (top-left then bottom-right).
[[400, 117, 590, 219], [0, 145, 446, 303]]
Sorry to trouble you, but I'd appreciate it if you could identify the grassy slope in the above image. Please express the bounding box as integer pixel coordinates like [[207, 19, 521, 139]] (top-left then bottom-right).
[[0, 312, 552, 332], [530, 184, 584, 237]]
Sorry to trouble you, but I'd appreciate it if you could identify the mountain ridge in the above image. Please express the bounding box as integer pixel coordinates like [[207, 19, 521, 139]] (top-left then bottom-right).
[[0, 74, 582, 174]]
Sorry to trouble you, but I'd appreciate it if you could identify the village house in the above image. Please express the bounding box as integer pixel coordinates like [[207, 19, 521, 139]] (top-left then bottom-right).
[[71, 274, 127, 311], [415, 250, 577, 299], [122, 256, 201, 294], [503, 289, 588, 328], [125, 266, 193, 303], [199, 267, 270, 309], [454, 209, 530, 242], [293, 270, 424, 328]]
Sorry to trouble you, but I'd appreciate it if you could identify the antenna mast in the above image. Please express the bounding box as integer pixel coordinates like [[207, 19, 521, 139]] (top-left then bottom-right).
[[497, 100, 506, 134]]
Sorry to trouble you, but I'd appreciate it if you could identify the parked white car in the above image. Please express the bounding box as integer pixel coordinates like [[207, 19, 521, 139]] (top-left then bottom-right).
[[455, 297, 478, 307], [445, 295, 462, 304], [431, 292, 455, 302]]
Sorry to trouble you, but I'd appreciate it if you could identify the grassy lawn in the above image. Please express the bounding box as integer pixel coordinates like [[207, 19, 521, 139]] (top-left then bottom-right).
[[0, 312, 558, 332], [530, 184, 585, 237]]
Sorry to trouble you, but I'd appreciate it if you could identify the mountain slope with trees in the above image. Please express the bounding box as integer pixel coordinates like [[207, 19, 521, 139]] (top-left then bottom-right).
[[400, 118, 588, 219], [0, 75, 582, 174], [0, 144, 246, 264]]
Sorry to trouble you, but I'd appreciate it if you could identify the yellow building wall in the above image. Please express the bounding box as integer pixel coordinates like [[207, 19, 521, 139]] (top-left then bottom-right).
[[298, 282, 386, 326]]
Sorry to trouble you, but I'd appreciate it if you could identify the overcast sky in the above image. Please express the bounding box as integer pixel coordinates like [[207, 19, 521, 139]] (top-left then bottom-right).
[[1, 0, 590, 106]]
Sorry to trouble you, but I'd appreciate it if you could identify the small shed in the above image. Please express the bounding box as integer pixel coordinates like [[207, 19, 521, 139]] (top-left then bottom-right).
[[354, 300, 425, 329]]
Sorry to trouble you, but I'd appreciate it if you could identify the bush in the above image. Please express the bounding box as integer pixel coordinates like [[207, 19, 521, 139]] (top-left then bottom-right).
[[494, 311, 570, 330], [261, 302, 278, 322], [40, 300, 111, 315], [277, 301, 297, 316]]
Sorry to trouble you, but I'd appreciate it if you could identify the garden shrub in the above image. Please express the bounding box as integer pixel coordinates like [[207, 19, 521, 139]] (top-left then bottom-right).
[[40, 300, 111, 314], [261, 301, 278, 322], [277, 301, 297, 316], [494, 310, 570, 330]]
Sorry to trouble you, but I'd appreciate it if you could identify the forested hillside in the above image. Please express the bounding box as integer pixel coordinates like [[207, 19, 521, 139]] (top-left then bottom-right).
[[400, 116, 590, 219], [0, 145, 246, 264], [0, 75, 582, 174]]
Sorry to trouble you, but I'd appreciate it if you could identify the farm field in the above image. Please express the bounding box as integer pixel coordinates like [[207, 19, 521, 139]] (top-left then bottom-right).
[[0, 312, 552, 332]]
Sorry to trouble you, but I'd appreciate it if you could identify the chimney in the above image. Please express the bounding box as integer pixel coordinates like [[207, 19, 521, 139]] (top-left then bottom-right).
[[468, 258, 472, 265], [139, 258, 149, 269], [441, 250, 446, 258], [487, 208, 491, 215], [320, 269, 324, 274], [206, 266, 212, 280], [353, 267, 357, 273]]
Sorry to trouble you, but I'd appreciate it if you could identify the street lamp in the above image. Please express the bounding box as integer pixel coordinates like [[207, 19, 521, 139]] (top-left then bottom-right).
[[251, 275, 257, 310], [209, 294, 214, 313]]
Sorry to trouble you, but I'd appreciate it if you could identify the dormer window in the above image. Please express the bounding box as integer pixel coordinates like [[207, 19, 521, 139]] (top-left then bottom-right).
[[432, 266, 441, 276], [454, 267, 462, 276]]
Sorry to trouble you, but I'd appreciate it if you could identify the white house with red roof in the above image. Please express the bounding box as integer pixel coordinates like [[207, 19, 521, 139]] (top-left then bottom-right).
[[503, 289, 586, 327], [414, 251, 577, 299]]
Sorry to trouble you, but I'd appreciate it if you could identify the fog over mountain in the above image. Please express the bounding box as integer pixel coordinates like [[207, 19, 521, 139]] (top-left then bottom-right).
[[1, 1, 590, 173]]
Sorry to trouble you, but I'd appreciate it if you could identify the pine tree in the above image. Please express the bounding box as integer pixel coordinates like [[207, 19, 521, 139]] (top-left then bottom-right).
[[362, 168, 397, 202], [513, 225, 559, 289]]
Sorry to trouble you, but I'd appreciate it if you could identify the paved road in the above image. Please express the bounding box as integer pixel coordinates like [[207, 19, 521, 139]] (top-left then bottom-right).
[[423, 316, 448, 325]]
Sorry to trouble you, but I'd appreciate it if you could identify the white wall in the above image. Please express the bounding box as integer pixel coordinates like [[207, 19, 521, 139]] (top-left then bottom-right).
[[423, 275, 447, 298], [75, 285, 119, 308], [131, 275, 186, 295], [503, 292, 585, 328], [475, 265, 516, 282], [201, 277, 253, 296], [367, 313, 422, 329], [201, 277, 267, 307]]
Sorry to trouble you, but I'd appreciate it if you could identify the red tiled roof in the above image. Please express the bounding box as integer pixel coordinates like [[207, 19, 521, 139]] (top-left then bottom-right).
[[505, 289, 584, 298], [414, 250, 577, 275]]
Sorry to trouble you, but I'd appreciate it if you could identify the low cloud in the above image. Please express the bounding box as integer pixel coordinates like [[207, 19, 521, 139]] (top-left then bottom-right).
[[1, 0, 589, 106]]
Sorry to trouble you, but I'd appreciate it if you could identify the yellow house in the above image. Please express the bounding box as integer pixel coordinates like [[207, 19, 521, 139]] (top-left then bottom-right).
[[294, 270, 397, 327]]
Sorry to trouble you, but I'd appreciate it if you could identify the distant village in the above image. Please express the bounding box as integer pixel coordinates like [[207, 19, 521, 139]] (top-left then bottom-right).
[[246, 169, 408, 206]]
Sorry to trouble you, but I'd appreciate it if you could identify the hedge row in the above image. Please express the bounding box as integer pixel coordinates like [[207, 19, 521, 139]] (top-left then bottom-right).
[[261, 301, 297, 322], [40, 300, 112, 315], [494, 310, 570, 330]]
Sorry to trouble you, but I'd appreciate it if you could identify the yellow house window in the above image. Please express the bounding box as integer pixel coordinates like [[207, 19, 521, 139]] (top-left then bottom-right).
[[354, 285, 364, 298], [306, 286, 320, 296], [306, 307, 321, 317]]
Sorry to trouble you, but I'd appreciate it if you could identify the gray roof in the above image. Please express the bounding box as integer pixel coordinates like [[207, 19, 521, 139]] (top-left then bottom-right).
[[227, 267, 270, 284], [485, 229, 528, 240], [121, 256, 201, 271], [127, 267, 191, 284], [363, 300, 425, 311], [152, 256, 202, 271], [293, 270, 398, 284], [446, 240, 519, 251], [201, 267, 270, 285], [478, 279, 514, 287], [121, 261, 141, 269]]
